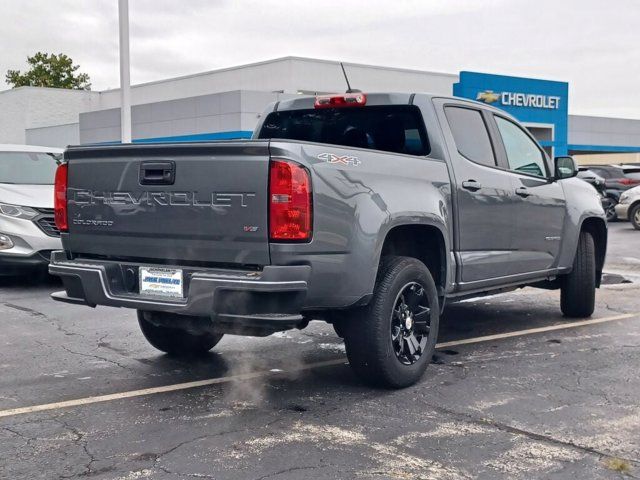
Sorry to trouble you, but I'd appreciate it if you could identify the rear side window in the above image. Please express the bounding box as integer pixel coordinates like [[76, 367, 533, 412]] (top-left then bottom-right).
[[258, 105, 430, 155], [444, 107, 496, 167]]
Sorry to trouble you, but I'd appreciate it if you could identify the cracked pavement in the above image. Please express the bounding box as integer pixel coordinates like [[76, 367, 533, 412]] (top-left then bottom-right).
[[0, 222, 639, 479]]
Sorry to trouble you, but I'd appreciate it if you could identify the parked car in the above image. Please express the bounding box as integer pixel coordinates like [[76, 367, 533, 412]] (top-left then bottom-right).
[[615, 185, 640, 230], [580, 165, 640, 220], [49, 93, 606, 388], [0, 144, 63, 275], [577, 169, 616, 220]]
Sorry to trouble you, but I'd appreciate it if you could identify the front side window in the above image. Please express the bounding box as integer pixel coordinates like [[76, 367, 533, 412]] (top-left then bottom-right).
[[0, 151, 61, 185], [495, 116, 547, 178], [445, 107, 496, 167]]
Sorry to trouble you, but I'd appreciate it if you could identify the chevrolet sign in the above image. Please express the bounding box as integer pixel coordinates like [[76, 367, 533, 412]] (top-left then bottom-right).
[[476, 90, 561, 110]]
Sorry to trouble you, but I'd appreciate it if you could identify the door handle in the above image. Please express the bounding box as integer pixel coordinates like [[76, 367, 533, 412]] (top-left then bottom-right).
[[139, 161, 175, 185], [461, 180, 482, 192], [515, 187, 531, 198]]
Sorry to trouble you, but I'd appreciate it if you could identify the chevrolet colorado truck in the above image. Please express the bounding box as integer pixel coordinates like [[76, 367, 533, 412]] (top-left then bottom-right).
[[49, 93, 607, 388]]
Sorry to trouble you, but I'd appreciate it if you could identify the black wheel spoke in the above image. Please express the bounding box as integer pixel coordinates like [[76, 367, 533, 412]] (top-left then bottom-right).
[[406, 333, 419, 355], [389, 281, 431, 366]]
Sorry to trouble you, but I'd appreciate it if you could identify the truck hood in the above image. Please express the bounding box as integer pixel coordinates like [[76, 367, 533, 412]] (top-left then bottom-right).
[[0, 184, 53, 209]]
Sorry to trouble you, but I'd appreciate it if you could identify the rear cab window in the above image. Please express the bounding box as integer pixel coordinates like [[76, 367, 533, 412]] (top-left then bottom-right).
[[258, 105, 430, 156]]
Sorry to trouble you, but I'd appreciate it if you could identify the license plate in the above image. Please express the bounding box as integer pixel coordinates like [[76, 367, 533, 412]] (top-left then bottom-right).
[[139, 267, 183, 298]]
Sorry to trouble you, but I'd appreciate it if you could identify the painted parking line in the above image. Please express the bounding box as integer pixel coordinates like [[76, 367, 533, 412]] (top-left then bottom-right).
[[436, 312, 636, 348], [0, 312, 636, 419]]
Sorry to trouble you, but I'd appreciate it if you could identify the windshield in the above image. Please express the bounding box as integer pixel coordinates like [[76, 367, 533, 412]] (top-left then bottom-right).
[[258, 105, 430, 155], [0, 151, 61, 185]]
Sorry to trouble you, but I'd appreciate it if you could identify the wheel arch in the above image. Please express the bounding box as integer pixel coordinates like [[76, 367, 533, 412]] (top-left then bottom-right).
[[376, 222, 450, 299], [629, 199, 640, 219]]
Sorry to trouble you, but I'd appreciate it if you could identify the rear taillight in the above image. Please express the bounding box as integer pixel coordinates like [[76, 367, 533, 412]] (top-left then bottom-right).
[[269, 159, 312, 241], [54, 163, 68, 232], [619, 178, 640, 185], [314, 93, 367, 109]]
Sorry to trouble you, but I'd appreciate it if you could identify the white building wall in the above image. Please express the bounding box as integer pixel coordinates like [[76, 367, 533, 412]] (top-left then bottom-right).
[[92, 57, 458, 111], [569, 115, 640, 148], [25, 122, 79, 147], [0, 86, 98, 144], [0, 88, 29, 143], [0, 58, 459, 145], [79, 90, 297, 144], [288, 57, 457, 95]]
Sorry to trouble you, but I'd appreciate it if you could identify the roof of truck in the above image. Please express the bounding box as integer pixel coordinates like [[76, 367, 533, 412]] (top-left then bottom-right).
[[274, 92, 513, 116]]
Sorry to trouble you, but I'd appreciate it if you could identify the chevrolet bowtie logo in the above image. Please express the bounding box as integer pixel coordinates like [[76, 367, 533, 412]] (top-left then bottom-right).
[[476, 90, 501, 104]]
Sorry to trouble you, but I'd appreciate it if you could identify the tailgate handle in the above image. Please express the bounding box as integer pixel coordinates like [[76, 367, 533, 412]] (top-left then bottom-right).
[[139, 161, 175, 185]]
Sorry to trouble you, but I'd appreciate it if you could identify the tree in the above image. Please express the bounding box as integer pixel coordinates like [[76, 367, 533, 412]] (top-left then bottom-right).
[[6, 52, 91, 90]]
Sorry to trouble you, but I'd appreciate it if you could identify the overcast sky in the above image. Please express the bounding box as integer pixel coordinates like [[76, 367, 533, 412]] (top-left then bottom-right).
[[1, 0, 639, 119]]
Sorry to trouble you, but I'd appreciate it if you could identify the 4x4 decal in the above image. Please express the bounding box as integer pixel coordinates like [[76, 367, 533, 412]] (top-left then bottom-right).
[[318, 152, 361, 166]]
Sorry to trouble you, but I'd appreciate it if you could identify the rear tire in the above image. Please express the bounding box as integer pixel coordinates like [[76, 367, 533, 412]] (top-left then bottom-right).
[[560, 231, 596, 318], [630, 204, 640, 230], [137, 310, 223, 356], [343, 256, 439, 389]]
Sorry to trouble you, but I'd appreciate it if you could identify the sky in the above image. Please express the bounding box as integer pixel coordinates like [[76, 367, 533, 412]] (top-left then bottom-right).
[[1, 0, 639, 119]]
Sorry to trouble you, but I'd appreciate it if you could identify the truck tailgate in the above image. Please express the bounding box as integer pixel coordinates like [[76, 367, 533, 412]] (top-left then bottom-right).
[[64, 142, 270, 266]]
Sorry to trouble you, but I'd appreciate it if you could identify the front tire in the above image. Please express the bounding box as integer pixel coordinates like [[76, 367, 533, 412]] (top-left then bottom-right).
[[560, 231, 596, 318], [137, 311, 223, 356], [630, 204, 640, 230], [343, 256, 439, 389]]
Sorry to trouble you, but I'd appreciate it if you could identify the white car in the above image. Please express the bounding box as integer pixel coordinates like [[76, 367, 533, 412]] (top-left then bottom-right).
[[615, 185, 640, 230], [0, 144, 63, 275]]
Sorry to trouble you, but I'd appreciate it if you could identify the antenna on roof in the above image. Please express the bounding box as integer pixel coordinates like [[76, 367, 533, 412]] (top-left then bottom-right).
[[340, 62, 361, 93]]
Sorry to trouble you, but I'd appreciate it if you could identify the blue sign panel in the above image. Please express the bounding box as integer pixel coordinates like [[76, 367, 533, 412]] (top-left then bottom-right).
[[453, 71, 569, 156]]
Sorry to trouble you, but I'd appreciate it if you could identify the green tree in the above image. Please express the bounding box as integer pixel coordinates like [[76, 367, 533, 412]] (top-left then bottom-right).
[[6, 52, 91, 90]]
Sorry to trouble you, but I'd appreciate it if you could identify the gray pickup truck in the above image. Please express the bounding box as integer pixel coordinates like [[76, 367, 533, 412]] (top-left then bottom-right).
[[50, 92, 607, 388]]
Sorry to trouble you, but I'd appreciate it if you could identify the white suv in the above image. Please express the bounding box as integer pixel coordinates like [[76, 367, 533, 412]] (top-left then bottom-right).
[[0, 144, 63, 275], [615, 185, 640, 230]]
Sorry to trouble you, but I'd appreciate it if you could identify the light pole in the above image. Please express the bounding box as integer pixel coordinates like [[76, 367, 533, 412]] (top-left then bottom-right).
[[118, 0, 132, 143]]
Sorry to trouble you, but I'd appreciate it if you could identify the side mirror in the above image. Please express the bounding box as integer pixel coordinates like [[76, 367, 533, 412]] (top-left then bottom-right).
[[554, 156, 578, 180]]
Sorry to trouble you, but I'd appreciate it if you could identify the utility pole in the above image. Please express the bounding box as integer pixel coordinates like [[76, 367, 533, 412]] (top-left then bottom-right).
[[118, 0, 132, 143]]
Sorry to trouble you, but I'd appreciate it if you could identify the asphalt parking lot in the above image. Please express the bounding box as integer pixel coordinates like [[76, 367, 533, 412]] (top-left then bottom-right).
[[1, 222, 639, 480]]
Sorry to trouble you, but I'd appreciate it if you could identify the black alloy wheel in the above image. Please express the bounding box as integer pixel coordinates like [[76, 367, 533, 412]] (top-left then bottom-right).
[[343, 256, 440, 388], [391, 282, 432, 365]]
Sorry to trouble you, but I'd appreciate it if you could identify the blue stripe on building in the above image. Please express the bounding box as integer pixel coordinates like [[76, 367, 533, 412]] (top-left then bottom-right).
[[568, 144, 640, 153], [133, 130, 253, 143]]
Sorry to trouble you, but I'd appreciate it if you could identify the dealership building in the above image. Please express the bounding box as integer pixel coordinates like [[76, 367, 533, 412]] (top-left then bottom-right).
[[1, 56, 639, 165]]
